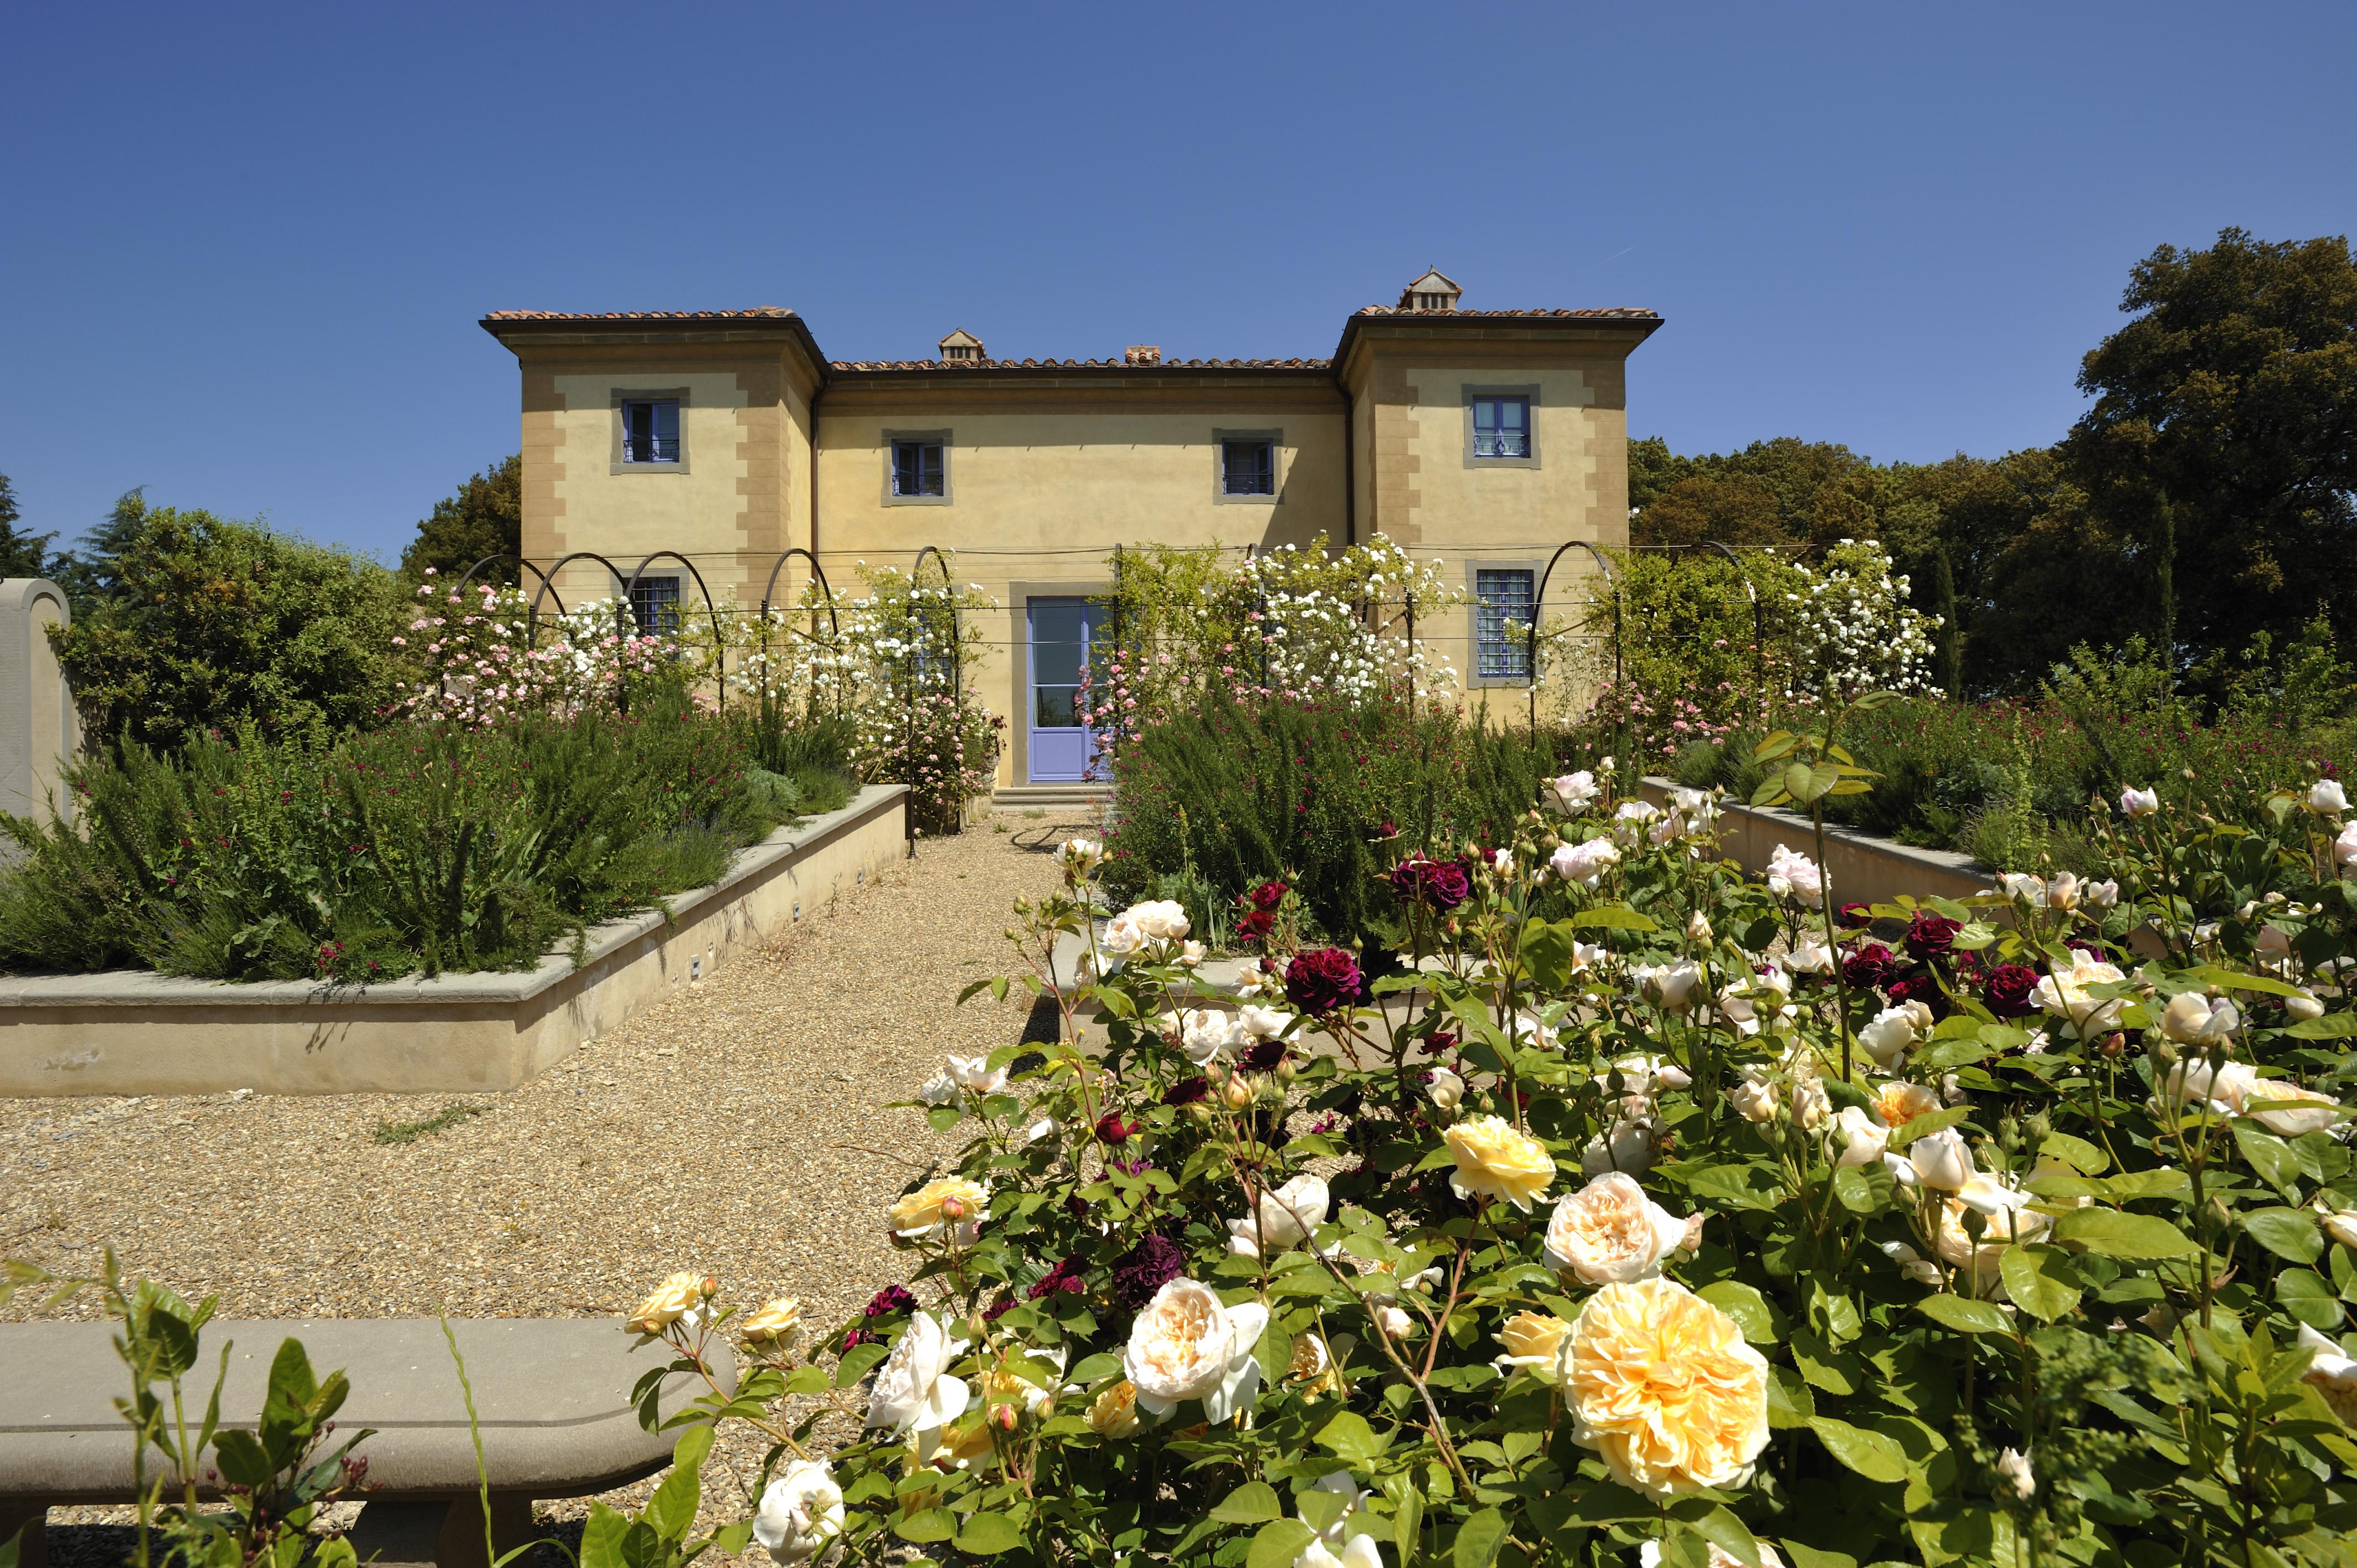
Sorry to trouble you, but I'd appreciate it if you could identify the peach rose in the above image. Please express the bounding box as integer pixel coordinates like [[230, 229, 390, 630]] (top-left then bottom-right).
[[2236, 1077, 2344, 1138], [1871, 1080, 1941, 1129], [892, 1177, 990, 1240], [627, 1271, 712, 1335], [1085, 1378, 1144, 1437], [740, 1295, 802, 1344], [1494, 1310, 1573, 1368], [1444, 1115, 1557, 1210], [1560, 1277, 1770, 1497], [1543, 1173, 1690, 1285]]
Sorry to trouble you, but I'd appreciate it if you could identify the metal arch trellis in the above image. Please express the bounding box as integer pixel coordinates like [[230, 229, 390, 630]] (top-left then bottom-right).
[[622, 549, 734, 712], [1521, 538, 1774, 736], [910, 545, 961, 706]]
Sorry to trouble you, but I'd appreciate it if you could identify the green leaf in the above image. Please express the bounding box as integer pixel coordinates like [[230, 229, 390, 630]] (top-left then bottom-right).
[[1998, 1245, 2083, 1322], [1831, 1162, 1893, 1215], [1069, 1352, 1124, 1385], [1886, 1107, 1969, 1150], [1681, 1505, 1761, 1568], [955, 1515, 1025, 1556], [2286, 1012, 2357, 1040], [2183, 964, 2304, 998], [209, 1428, 275, 1488], [1808, 1416, 1910, 1484], [1776, 1543, 1857, 1568], [1914, 1296, 2012, 1335], [2052, 1208, 2198, 1260], [2038, 1132, 2109, 1174], [1570, 905, 1659, 933], [1697, 1281, 1781, 1343], [1316, 1410, 1389, 1466], [2235, 1123, 2302, 1190], [1520, 920, 1588, 992], [579, 1505, 632, 1568], [1212, 1483, 1284, 1525], [1453, 1508, 1511, 1568], [835, 1341, 891, 1388], [1248, 1521, 1318, 1568], [1253, 1317, 1291, 1388], [2245, 1208, 2326, 1264], [2277, 1268, 2344, 1330], [640, 1427, 711, 1539], [1393, 1486, 1424, 1566], [892, 1510, 957, 1545]]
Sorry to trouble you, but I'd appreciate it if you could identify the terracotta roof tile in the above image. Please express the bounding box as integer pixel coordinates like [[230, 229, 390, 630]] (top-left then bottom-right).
[[483, 308, 802, 321]]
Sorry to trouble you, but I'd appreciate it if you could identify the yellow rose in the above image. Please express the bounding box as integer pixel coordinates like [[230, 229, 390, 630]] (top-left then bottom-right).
[[1085, 1379, 1144, 1437], [1562, 1277, 1769, 1497], [1444, 1115, 1557, 1211], [1287, 1333, 1343, 1402], [627, 1271, 711, 1335], [741, 1296, 802, 1344], [891, 1178, 990, 1239], [1495, 1310, 1572, 1368]]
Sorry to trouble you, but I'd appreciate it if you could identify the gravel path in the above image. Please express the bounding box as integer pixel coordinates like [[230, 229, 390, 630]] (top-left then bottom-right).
[[0, 809, 1088, 1560]]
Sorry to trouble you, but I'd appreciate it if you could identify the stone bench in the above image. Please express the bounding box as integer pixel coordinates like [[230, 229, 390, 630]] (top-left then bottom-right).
[[0, 1318, 734, 1568]]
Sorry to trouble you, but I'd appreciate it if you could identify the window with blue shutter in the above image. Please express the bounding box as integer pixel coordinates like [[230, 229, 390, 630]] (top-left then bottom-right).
[[621, 400, 681, 464], [1471, 396, 1530, 460], [1475, 569, 1536, 680]]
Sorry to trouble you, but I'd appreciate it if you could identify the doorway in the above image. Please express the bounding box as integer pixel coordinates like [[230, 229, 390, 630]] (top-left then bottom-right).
[[1026, 597, 1105, 783]]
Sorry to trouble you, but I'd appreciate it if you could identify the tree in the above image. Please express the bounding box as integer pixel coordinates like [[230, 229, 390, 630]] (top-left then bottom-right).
[[400, 453, 522, 584], [0, 473, 58, 580], [45, 488, 155, 616], [49, 507, 407, 750], [1631, 472, 1795, 549], [2066, 228, 2357, 672]]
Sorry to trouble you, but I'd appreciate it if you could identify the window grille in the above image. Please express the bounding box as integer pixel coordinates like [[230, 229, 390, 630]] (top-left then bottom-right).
[[1222, 440, 1275, 496], [629, 575, 681, 635], [892, 440, 945, 497], [1471, 396, 1530, 459], [621, 400, 681, 463], [1475, 569, 1536, 680]]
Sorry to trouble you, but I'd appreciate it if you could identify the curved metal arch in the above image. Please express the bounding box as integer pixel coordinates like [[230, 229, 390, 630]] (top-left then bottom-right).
[[621, 550, 734, 712], [448, 554, 563, 618], [530, 551, 637, 636], [756, 547, 841, 642], [1529, 540, 1624, 735], [908, 545, 963, 705]]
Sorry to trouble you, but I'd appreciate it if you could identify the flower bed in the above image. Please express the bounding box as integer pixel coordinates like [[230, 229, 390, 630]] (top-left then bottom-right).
[[564, 752, 2357, 1568]]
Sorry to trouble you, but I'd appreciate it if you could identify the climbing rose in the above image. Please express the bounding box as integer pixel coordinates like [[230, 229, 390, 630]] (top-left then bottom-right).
[[1286, 947, 1366, 1013]]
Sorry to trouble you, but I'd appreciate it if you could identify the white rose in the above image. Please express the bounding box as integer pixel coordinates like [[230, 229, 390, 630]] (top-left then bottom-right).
[[2312, 780, 2350, 818], [1548, 771, 1601, 811], [2300, 1325, 2357, 1425], [2047, 871, 2081, 912], [1908, 1127, 1975, 1191], [1612, 1054, 1692, 1101], [1786, 941, 1835, 975], [1543, 1172, 1691, 1284], [1791, 1077, 1831, 1131], [2031, 950, 2128, 1037], [864, 1312, 971, 1437], [1123, 1278, 1268, 1422], [1998, 870, 2048, 907], [1234, 1174, 1329, 1255], [1373, 1303, 1417, 1339], [1128, 899, 1191, 941], [945, 1053, 1009, 1096], [1879, 1239, 1943, 1287], [918, 1074, 960, 1107], [1730, 1074, 1778, 1123], [1295, 1539, 1382, 1568], [1832, 1106, 1888, 1169], [1101, 913, 1149, 956], [1858, 1007, 1919, 1066], [753, 1460, 845, 1562], [1059, 837, 1104, 871], [2085, 878, 2121, 910], [2324, 1208, 2357, 1251], [2338, 821, 2357, 870], [1995, 1448, 2036, 1499], [2236, 1076, 2345, 1138], [1240, 1005, 1295, 1039], [1550, 837, 1620, 888], [1180, 1008, 1245, 1066], [1766, 844, 1824, 904], [2161, 992, 2240, 1046], [2120, 785, 2160, 817], [1427, 1067, 1465, 1111], [1303, 1471, 1372, 1545], [1581, 1117, 1660, 1177], [2287, 988, 2325, 1022], [1642, 961, 1705, 1014]]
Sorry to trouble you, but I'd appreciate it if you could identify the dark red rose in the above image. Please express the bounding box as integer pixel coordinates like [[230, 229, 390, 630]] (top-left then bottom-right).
[[981, 1295, 1017, 1322], [1094, 1112, 1138, 1143], [1250, 879, 1289, 911], [1164, 1075, 1210, 1106], [840, 1327, 878, 1350], [1838, 902, 1875, 930], [1390, 854, 1471, 911], [862, 1285, 917, 1318], [1025, 1255, 1088, 1299], [1235, 909, 1275, 943], [1421, 1029, 1459, 1056], [1239, 1039, 1285, 1072], [1286, 947, 1367, 1013], [1110, 1235, 1186, 1310], [1843, 942, 1900, 992], [1886, 968, 1950, 1018], [1983, 963, 2040, 1019], [1905, 913, 1961, 963]]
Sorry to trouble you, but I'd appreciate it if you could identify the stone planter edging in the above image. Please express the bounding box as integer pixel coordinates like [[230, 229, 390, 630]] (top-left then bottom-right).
[[0, 785, 909, 1098], [1637, 775, 1990, 907]]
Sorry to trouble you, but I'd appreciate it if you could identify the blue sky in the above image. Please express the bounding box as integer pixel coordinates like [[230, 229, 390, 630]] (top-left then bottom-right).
[[3, 1, 2350, 564]]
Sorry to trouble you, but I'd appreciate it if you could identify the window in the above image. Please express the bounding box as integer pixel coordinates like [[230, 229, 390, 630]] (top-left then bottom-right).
[[892, 440, 945, 498], [621, 399, 681, 464], [1471, 397, 1530, 460], [1475, 569, 1536, 680], [1222, 439, 1275, 496], [630, 575, 681, 635]]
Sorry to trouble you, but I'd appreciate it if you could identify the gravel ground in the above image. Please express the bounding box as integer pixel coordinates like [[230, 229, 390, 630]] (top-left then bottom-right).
[[0, 809, 1092, 1565]]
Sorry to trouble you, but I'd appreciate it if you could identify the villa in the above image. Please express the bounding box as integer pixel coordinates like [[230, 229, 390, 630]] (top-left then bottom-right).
[[479, 272, 1660, 789]]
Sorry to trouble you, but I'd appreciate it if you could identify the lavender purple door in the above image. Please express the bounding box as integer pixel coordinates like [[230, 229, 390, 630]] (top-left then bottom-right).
[[1027, 597, 1104, 783]]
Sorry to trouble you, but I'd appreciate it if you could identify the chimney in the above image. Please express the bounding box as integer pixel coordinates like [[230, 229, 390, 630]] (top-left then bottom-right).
[[1124, 344, 1162, 365], [1396, 269, 1463, 312], [938, 327, 985, 363]]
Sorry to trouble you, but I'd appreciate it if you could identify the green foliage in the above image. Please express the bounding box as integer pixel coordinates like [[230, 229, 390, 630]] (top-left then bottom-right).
[[45, 488, 159, 619], [0, 472, 58, 579], [48, 504, 409, 750], [399, 453, 523, 584], [369, 1102, 488, 1145], [0, 700, 812, 981]]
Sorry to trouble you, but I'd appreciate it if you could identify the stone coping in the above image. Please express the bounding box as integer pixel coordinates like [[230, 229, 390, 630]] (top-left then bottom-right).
[[1635, 775, 1993, 905], [0, 786, 907, 1010]]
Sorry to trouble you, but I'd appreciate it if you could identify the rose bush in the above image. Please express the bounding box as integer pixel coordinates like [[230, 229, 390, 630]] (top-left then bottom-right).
[[597, 730, 2357, 1568]]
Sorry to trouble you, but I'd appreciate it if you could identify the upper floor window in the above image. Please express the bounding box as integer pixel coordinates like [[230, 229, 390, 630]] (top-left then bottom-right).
[[1475, 568, 1536, 680], [892, 440, 946, 498], [1222, 440, 1275, 496], [621, 399, 681, 464], [630, 575, 681, 635], [1471, 396, 1530, 460]]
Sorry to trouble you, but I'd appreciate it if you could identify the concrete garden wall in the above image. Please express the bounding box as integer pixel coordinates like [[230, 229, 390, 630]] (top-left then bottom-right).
[[0, 785, 908, 1097], [1638, 776, 1990, 906]]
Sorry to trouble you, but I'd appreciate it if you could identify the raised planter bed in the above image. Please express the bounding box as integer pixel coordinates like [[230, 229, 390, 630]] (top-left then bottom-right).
[[1637, 775, 1990, 906], [0, 785, 908, 1098]]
